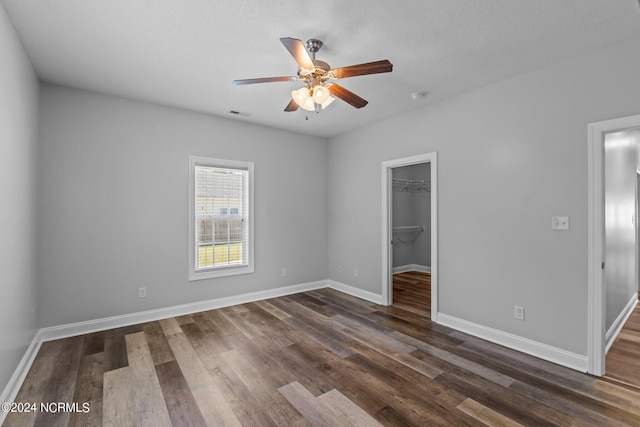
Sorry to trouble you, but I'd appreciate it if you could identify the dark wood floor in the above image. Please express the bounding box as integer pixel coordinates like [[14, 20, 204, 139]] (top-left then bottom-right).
[[393, 271, 430, 317], [5, 288, 640, 426], [606, 298, 640, 390]]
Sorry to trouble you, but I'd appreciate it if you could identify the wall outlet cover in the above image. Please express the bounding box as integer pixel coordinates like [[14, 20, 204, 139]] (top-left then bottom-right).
[[551, 216, 570, 230]]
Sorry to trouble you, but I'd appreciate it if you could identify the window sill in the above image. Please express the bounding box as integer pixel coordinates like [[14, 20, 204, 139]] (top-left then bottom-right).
[[188, 265, 254, 281]]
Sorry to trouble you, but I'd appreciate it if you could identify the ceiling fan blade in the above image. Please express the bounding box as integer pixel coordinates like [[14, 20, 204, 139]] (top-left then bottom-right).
[[233, 76, 295, 85], [331, 60, 393, 79], [280, 37, 315, 71], [284, 98, 299, 112], [328, 84, 368, 109]]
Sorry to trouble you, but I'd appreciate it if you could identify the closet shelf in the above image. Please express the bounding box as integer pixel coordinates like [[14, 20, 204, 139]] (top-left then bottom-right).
[[392, 178, 430, 192], [392, 226, 425, 233]]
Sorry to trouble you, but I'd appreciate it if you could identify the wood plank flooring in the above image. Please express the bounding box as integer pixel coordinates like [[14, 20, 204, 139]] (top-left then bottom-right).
[[606, 298, 640, 390], [393, 271, 430, 317], [5, 288, 640, 426]]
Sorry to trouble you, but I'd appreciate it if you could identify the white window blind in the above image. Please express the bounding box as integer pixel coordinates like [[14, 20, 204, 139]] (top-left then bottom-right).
[[189, 157, 254, 280]]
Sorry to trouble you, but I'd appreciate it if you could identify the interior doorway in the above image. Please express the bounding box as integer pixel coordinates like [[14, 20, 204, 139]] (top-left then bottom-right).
[[605, 165, 640, 388], [390, 163, 431, 317], [603, 166, 640, 388], [587, 114, 640, 376], [381, 152, 438, 321]]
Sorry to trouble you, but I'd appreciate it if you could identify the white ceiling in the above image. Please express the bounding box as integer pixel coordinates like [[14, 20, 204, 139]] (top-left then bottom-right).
[[3, 0, 640, 138]]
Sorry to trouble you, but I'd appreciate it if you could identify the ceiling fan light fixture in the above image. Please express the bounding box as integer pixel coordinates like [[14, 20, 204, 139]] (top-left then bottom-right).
[[321, 96, 335, 110], [292, 87, 310, 106], [292, 87, 320, 111], [302, 96, 315, 111], [312, 84, 331, 104]]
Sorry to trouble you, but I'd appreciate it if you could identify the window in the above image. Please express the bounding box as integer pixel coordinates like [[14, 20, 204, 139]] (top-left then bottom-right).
[[189, 156, 254, 280]]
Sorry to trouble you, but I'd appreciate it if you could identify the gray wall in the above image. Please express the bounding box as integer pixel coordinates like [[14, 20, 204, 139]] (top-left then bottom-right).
[[604, 129, 640, 330], [328, 36, 640, 356], [0, 4, 39, 391], [37, 85, 328, 327], [392, 163, 430, 269]]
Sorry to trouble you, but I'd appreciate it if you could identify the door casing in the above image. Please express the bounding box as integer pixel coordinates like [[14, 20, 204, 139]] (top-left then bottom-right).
[[587, 114, 640, 375], [381, 152, 438, 321]]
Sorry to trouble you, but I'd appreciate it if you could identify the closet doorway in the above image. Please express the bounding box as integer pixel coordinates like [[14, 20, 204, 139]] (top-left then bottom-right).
[[381, 152, 438, 321]]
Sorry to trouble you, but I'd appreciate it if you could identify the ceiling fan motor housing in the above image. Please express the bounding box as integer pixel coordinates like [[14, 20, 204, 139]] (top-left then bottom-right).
[[298, 39, 331, 81], [312, 60, 330, 73]]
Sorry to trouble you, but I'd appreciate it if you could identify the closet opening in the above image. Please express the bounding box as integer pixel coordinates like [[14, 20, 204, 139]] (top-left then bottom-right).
[[381, 152, 438, 321], [391, 164, 431, 317]]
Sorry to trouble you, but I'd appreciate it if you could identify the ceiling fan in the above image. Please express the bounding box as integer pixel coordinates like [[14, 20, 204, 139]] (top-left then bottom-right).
[[232, 37, 393, 112]]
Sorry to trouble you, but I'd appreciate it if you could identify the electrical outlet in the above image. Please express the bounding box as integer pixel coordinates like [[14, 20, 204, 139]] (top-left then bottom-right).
[[514, 306, 524, 320], [551, 216, 569, 230], [354, 269, 359, 277], [139, 287, 147, 298], [281, 268, 288, 277]]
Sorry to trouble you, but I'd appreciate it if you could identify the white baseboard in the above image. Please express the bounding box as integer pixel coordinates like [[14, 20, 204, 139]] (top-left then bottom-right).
[[437, 313, 589, 372], [392, 264, 431, 274], [5, 278, 599, 426], [39, 280, 328, 342], [0, 333, 42, 425], [327, 280, 383, 305], [605, 295, 638, 354]]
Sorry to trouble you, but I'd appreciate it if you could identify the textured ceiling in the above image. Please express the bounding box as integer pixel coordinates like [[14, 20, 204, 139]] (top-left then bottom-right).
[[3, 0, 640, 138]]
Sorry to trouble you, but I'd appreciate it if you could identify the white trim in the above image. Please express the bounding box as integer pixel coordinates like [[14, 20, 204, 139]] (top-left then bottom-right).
[[587, 120, 606, 376], [637, 166, 640, 305], [39, 280, 327, 342], [0, 333, 42, 425], [587, 113, 640, 376], [327, 280, 383, 305], [188, 156, 255, 281], [605, 295, 638, 353], [5, 276, 605, 426], [392, 264, 431, 274], [438, 313, 588, 373], [381, 152, 438, 321], [381, 161, 392, 306]]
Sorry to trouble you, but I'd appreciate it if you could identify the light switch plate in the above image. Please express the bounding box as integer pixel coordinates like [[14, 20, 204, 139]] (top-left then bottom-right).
[[552, 216, 569, 230]]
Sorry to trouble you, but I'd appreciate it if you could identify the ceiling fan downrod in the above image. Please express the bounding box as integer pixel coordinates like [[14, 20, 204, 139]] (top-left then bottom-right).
[[305, 39, 323, 60]]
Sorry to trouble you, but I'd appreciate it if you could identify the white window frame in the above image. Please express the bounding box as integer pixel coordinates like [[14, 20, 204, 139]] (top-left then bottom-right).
[[188, 156, 254, 281]]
